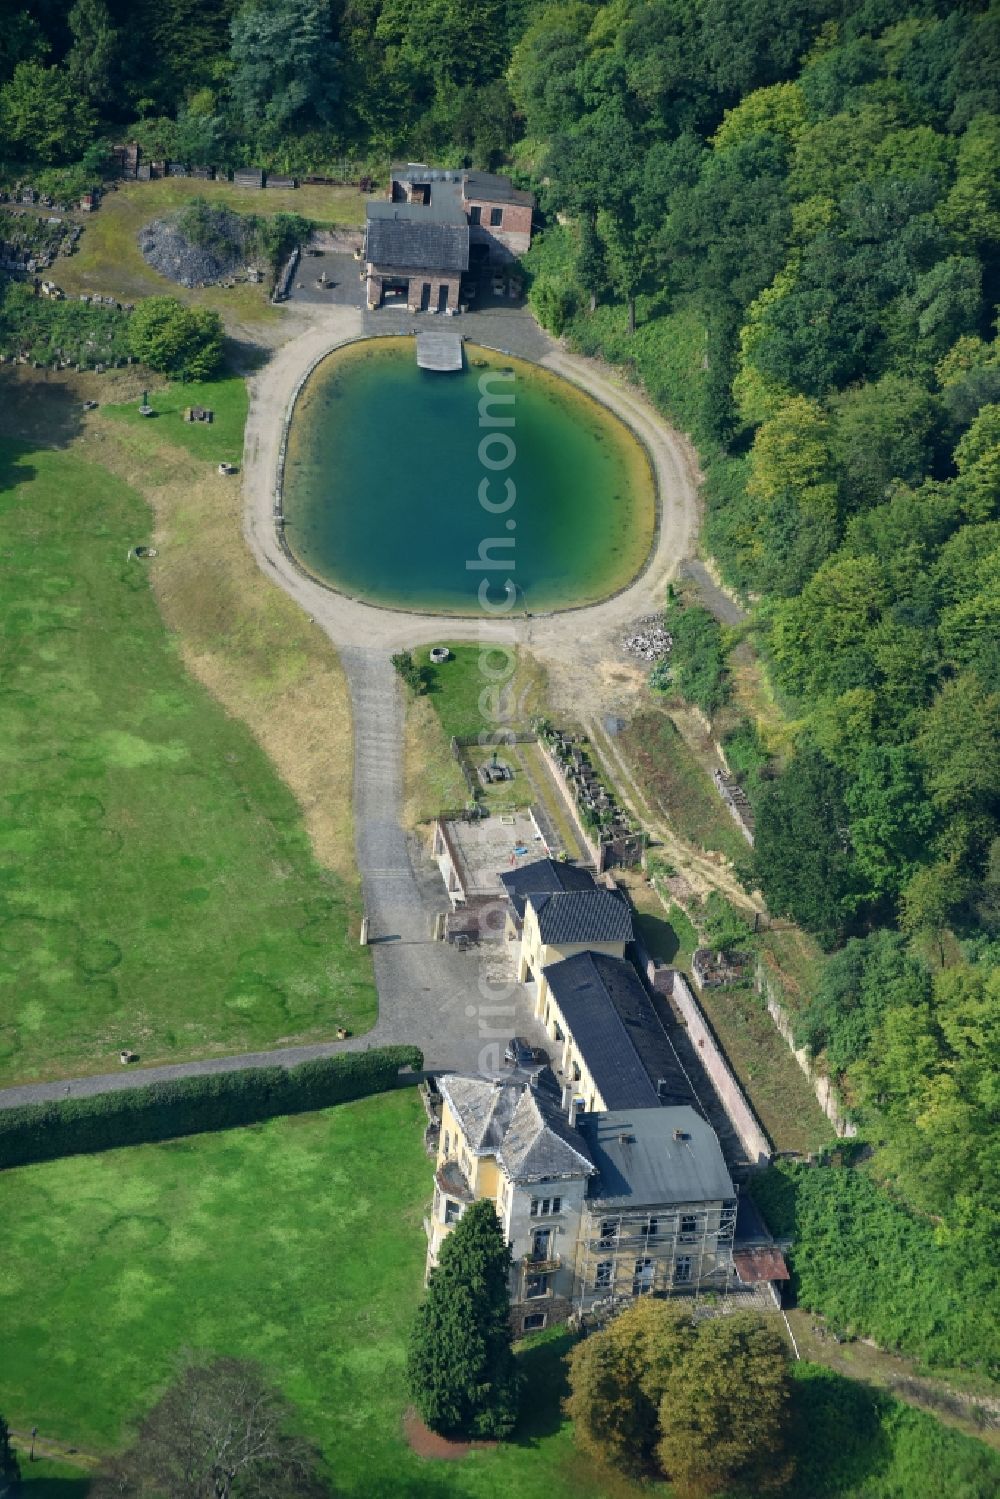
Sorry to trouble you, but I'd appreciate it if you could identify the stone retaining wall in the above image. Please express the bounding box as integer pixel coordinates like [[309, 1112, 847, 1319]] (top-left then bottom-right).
[[755, 960, 857, 1139]]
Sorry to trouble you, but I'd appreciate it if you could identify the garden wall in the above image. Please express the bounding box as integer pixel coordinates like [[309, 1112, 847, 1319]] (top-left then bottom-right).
[[0, 1045, 423, 1170], [670, 973, 772, 1166]]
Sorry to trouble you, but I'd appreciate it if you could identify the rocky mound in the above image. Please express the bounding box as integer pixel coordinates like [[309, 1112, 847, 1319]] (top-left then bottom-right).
[[138, 204, 264, 288]]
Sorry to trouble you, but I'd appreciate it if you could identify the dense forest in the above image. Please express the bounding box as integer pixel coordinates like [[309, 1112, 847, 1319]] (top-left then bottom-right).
[[2, 0, 998, 1378]]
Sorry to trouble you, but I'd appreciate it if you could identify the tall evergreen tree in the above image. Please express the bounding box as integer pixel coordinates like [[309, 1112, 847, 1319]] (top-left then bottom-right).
[[0, 1414, 20, 1499], [407, 1199, 520, 1439]]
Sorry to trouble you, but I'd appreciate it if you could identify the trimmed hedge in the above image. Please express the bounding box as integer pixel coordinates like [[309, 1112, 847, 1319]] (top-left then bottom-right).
[[0, 1045, 423, 1170]]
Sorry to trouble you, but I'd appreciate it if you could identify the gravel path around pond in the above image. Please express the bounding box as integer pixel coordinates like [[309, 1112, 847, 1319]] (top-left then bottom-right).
[[0, 309, 702, 1108]]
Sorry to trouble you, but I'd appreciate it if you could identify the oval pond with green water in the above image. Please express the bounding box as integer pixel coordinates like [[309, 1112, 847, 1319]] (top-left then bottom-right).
[[281, 338, 656, 614]]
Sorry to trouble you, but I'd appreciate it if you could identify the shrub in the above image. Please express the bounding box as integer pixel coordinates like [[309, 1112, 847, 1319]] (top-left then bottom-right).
[[0, 1045, 422, 1170], [665, 599, 729, 716], [390, 650, 428, 694], [128, 295, 223, 380]]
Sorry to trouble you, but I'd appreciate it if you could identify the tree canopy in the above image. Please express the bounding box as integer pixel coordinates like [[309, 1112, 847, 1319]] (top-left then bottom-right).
[[407, 1199, 520, 1439]]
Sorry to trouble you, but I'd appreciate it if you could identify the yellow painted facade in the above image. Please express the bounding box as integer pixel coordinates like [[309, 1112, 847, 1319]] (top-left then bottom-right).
[[516, 900, 626, 1013]]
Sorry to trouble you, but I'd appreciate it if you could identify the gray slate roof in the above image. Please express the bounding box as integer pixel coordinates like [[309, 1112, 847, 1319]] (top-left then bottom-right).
[[579, 1106, 735, 1209], [499, 858, 598, 922], [438, 1072, 593, 1183], [365, 206, 469, 272], [543, 951, 699, 1110], [529, 889, 634, 946]]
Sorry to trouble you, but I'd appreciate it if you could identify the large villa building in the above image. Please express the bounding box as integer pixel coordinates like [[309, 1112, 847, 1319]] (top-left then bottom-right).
[[425, 858, 787, 1332], [364, 164, 535, 313], [428, 1069, 739, 1335]]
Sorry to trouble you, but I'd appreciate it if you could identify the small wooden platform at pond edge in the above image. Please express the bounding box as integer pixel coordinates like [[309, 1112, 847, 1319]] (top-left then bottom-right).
[[416, 331, 463, 372]]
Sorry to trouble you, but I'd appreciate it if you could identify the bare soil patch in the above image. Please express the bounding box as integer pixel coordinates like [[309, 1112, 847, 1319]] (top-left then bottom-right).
[[402, 1408, 497, 1460]]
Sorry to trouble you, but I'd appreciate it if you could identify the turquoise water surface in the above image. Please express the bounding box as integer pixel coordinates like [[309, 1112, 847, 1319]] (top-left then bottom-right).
[[281, 339, 656, 613]]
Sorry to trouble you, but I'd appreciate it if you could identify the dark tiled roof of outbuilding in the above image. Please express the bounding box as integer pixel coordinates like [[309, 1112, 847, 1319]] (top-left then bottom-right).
[[543, 951, 698, 1110], [579, 1106, 734, 1209], [462, 169, 535, 206], [364, 209, 469, 272], [529, 889, 634, 946], [499, 858, 598, 921]]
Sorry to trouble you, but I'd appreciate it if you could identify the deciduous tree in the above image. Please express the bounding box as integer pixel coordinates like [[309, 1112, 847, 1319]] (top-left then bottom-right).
[[565, 1299, 694, 1473], [656, 1313, 791, 1497], [90, 1358, 329, 1498], [128, 296, 223, 381]]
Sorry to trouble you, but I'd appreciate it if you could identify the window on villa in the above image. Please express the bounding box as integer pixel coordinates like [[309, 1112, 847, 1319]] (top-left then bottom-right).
[[594, 1260, 613, 1289], [523, 1312, 546, 1331], [572, 1062, 581, 1082], [599, 1219, 618, 1247], [444, 1199, 462, 1225], [490, 207, 503, 226], [469, 204, 481, 225], [646, 1216, 659, 1238], [679, 1214, 697, 1242], [632, 1257, 654, 1295], [674, 1256, 692, 1284], [443, 1131, 450, 1157], [553, 1023, 564, 1042], [525, 1273, 549, 1299], [531, 1197, 562, 1217]]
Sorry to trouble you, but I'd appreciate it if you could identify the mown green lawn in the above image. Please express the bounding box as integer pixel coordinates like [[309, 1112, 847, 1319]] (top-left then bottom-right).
[[0, 436, 374, 1083], [0, 1093, 639, 1499], [103, 376, 248, 466], [414, 643, 547, 742]]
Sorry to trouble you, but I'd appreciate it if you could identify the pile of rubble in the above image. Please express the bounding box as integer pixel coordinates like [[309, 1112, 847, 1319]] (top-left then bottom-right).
[[138, 215, 264, 288], [622, 615, 672, 661]]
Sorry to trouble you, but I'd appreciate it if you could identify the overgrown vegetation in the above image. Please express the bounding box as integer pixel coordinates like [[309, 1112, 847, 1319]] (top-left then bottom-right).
[[175, 198, 308, 272], [510, 0, 1000, 1380], [0, 278, 130, 366], [751, 1162, 998, 1378], [658, 598, 730, 716]]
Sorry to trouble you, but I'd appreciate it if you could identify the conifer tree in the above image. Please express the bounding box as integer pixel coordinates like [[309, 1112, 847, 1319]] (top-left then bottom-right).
[[407, 1199, 520, 1439], [0, 1413, 20, 1499]]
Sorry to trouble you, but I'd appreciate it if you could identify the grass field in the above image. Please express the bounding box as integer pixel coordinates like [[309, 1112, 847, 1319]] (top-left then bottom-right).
[[0, 425, 374, 1083], [415, 643, 548, 741], [103, 376, 248, 465], [0, 1092, 645, 1499], [2, 1098, 996, 1498], [403, 644, 551, 829], [50, 178, 368, 317]]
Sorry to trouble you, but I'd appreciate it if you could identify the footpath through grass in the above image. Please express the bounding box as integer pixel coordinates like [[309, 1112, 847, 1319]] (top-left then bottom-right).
[[0, 432, 374, 1083]]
